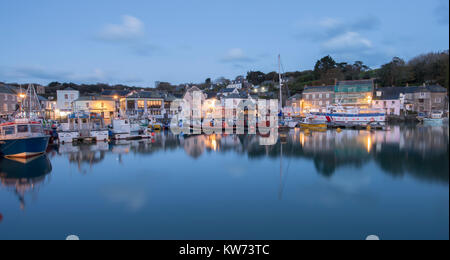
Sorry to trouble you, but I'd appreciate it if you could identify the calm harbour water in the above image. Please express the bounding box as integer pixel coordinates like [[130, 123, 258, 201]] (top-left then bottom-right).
[[0, 124, 448, 240]]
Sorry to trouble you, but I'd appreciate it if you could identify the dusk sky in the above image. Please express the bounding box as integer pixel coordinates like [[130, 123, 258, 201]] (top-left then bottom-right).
[[1, 0, 448, 87]]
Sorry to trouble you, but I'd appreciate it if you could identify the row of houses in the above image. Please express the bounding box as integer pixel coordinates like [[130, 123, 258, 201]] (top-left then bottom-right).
[[2, 79, 448, 122], [285, 80, 448, 117]]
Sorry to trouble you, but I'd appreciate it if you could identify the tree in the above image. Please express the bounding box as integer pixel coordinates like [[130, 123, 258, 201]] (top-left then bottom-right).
[[246, 71, 266, 85], [205, 78, 211, 84], [314, 55, 337, 79], [377, 57, 412, 86]]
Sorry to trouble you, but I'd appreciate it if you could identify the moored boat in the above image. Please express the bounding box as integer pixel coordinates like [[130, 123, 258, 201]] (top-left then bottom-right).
[[299, 117, 327, 130], [423, 111, 444, 125], [0, 118, 50, 159], [58, 112, 109, 144], [310, 105, 386, 125]]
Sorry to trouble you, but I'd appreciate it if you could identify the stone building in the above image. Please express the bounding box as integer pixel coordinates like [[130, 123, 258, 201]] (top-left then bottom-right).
[[302, 85, 334, 113], [0, 85, 18, 117]]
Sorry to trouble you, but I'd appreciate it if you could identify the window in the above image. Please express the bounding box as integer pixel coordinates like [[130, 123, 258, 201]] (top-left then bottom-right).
[[2, 126, 15, 135], [3, 104, 7, 111], [435, 98, 441, 103], [31, 125, 42, 133], [326, 94, 330, 98], [86, 102, 90, 108], [17, 125, 29, 133], [138, 100, 145, 109], [392, 101, 395, 105], [148, 100, 162, 108], [65, 94, 68, 99], [319, 94, 323, 99]]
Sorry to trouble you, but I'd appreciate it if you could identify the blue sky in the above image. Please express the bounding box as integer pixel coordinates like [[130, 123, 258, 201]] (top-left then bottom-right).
[[0, 0, 448, 87]]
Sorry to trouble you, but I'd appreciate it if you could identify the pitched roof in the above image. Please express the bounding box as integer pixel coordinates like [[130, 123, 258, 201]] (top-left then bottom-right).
[[403, 85, 448, 94], [288, 93, 302, 100], [303, 85, 334, 93], [63, 87, 78, 91], [220, 88, 238, 93], [75, 96, 114, 102], [38, 95, 48, 101], [223, 93, 244, 99], [0, 85, 17, 95], [101, 90, 131, 97], [127, 91, 165, 99], [337, 79, 373, 86], [374, 87, 405, 100]]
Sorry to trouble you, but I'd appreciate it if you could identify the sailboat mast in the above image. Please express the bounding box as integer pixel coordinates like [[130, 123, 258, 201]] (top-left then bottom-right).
[[278, 55, 282, 112]]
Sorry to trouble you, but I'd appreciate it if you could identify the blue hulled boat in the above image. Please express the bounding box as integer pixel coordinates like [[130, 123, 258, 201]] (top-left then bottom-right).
[[0, 118, 50, 159]]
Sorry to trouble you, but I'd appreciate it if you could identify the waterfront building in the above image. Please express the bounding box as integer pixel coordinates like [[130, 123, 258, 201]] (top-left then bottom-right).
[[372, 87, 405, 116], [285, 94, 303, 117], [0, 85, 18, 117], [38, 96, 57, 120], [334, 79, 374, 108], [302, 85, 334, 113], [122, 91, 165, 119], [56, 87, 80, 115], [163, 94, 179, 119], [403, 85, 448, 115], [73, 96, 116, 124]]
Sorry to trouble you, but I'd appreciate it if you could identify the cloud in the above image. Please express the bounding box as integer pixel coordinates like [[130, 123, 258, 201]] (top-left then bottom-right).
[[220, 48, 256, 63], [321, 32, 373, 53], [294, 16, 391, 66], [98, 15, 145, 42], [295, 16, 381, 42], [435, 0, 449, 25], [2, 66, 142, 84], [95, 15, 158, 56]]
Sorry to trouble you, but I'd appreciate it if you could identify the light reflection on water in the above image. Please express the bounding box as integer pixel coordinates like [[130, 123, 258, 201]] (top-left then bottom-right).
[[0, 124, 448, 240]]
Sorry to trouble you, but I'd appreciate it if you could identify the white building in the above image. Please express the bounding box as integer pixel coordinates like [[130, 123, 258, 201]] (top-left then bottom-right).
[[57, 87, 79, 112], [372, 87, 405, 116], [226, 83, 243, 89]]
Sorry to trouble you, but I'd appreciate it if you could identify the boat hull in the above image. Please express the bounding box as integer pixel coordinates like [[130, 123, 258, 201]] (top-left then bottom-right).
[[0, 136, 50, 159], [311, 113, 386, 124], [299, 123, 327, 129], [423, 118, 444, 125]]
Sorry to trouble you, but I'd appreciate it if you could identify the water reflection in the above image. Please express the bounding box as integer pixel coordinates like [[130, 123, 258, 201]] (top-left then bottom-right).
[[0, 155, 52, 210], [49, 125, 449, 184]]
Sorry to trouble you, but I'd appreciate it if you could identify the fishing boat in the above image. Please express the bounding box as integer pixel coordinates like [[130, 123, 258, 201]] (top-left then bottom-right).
[[0, 119, 50, 159], [0, 85, 50, 159], [110, 118, 132, 140], [309, 105, 386, 125], [110, 118, 152, 140], [423, 111, 444, 125], [299, 117, 327, 130], [58, 112, 109, 144]]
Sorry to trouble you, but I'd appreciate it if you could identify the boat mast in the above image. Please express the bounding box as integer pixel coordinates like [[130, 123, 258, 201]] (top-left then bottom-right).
[[278, 55, 283, 115]]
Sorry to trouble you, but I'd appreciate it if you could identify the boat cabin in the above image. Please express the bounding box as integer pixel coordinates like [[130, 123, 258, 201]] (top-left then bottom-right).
[[0, 119, 45, 140]]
